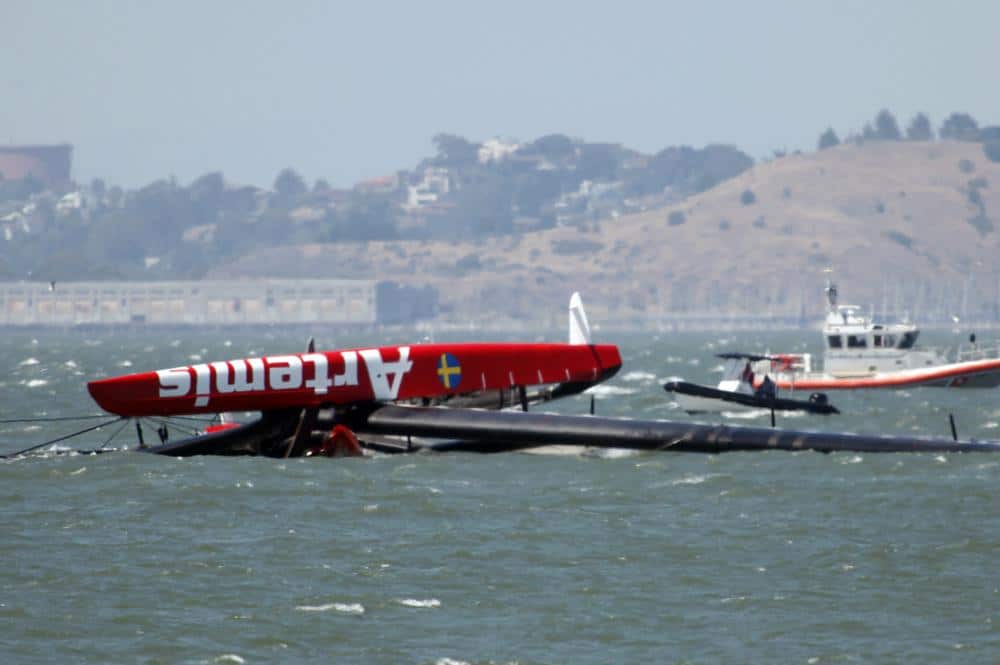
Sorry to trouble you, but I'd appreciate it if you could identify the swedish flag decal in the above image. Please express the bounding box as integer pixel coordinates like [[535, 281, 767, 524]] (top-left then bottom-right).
[[436, 352, 462, 390]]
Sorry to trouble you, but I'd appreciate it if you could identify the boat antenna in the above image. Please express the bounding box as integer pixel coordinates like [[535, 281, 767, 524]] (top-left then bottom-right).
[[825, 280, 838, 311]]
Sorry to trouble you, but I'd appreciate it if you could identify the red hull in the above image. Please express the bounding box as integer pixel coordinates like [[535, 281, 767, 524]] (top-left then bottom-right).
[[88, 343, 622, 417]]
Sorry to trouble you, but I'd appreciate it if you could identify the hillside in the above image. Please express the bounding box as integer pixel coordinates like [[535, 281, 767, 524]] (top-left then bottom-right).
[[208, 141, 1000, 327]]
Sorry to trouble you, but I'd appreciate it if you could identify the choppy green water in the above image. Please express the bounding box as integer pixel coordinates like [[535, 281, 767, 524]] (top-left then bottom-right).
[[2, 328, 999, 664]]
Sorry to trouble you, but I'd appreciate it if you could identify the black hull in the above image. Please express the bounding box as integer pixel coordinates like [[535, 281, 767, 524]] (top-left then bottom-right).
[[663, 381, 839, 415]]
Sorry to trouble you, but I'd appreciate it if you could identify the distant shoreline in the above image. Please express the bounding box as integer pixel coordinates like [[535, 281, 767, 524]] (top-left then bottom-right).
[[2, 319, 997, 333]]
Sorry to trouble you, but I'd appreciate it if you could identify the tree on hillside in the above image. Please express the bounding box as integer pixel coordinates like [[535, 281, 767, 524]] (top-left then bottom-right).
[[513, 170, 562, 216], [818, 127, 840, 150], [984, 141, 1000, 163], [336, 194, 398, 241], [106, 185, 123, 208], [978, 126, 1000, 142], [432, 133, 480, 167], [906, 113, 933, 140], [90, 178, 107, 203], [437, 172, 514, 237], [524, 133, 576, 161], [623, 144, 752, 197], [189, 171, 225, 222], [0, 255, 14, 279], [576, 143, 622, 182], [0, 173, 44, 204], [940, 112, 979, 141], [873, 109, 902, 140], [121, 179, 193, 253], [273, 168, 307, 207]]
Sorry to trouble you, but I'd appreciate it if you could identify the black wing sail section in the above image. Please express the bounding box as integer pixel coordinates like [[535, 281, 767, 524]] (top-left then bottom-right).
[[351, 405, 1000, 454]]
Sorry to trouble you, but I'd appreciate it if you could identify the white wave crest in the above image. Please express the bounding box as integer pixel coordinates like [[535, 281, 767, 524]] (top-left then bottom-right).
[[214, 656, 245, 664], [295, 602, 365, 614], [672, 474, 717, 486], [583, 447, 639, 459], [584, 385, 637, 397], [621, 371, 656, 382], [19, 357, 40, 366], [719, 409, 770, 419], [398, 598, 441, 608], [23, 379, 49, 388]]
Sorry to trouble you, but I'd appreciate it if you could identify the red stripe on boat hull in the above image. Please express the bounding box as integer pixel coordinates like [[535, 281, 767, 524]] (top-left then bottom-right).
[[769, 359, 1000, 390]]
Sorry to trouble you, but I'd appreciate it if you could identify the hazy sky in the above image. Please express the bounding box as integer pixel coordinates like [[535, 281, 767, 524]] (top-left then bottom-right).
[[4, 1, 998, 189]]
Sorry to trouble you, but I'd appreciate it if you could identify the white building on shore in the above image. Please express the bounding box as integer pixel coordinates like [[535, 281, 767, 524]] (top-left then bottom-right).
[[0, 279, 376, 326]]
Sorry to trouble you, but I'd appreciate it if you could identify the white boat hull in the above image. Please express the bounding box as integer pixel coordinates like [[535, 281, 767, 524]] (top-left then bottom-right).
[[770, 358, 1000, 390]]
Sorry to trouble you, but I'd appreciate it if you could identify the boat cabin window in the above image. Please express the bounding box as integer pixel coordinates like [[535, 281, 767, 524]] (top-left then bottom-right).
[[898, 331, 919, 349], [873, 335, 883, 347], [847, 335, 867, 349], [827, 335, 843, 349], [885, 334, 896, 347]]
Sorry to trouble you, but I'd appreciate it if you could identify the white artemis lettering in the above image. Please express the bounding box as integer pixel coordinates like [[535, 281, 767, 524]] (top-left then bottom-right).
[[193, 364, 212, 407], [334, 351, 358, 387], [267, 355, 303, 390], [156, 367, 191, 398], [157, 350, 391, 406], [360, 346, 413, 400], [301, 353, 331, 394], [212, 359, 266, 393]]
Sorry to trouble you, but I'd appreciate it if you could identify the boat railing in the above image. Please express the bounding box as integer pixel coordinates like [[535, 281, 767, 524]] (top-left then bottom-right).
[[956, 340, 1000, 362], [758, 353, 812, 376], [914, 344, 956, 363]]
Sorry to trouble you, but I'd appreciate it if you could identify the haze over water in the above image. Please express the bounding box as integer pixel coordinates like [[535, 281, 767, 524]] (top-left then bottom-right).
[[2, 328, 998, 663]]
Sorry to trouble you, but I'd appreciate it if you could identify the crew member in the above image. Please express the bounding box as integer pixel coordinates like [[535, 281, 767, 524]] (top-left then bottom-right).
[[755, 374, 776, 400]]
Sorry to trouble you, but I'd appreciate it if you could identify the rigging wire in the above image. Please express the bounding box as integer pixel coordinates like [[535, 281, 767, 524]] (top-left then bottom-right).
[[163, 415, 218, 423], [0, 417, 125, 459], [0, 415, 111, 424], [140, 416, 202, 438], [98, 417, 133, 450]]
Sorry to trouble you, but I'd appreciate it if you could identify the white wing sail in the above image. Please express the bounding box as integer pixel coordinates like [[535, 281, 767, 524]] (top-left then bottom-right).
[[568, 292, 591, 345]]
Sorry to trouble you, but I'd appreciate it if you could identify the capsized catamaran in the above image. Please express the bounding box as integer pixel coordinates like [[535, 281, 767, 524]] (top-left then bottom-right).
[[73, 293, 1000, 458]]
